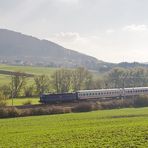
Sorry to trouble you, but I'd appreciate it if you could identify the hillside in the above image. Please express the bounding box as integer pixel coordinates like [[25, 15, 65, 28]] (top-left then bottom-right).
[[1, 29, 148, 72], [0, 29, 114, 71]]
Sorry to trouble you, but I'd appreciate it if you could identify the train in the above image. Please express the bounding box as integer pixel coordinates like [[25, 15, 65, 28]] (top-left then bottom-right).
[[40, 87, 148, 103]]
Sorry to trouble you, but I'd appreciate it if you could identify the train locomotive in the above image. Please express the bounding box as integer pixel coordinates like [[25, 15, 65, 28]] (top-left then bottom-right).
[[40, 87, 148, 103]]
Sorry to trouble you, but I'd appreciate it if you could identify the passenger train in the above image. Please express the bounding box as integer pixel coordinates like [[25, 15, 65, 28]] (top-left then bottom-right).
[[40, 87, 148, 103]]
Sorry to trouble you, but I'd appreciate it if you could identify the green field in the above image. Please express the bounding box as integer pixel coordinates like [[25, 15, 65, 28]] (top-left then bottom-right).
[[6, 97, 40, 106], [0, 107, 148, 147], [0, 64, 57, 86], [0, 64, 57, 75]]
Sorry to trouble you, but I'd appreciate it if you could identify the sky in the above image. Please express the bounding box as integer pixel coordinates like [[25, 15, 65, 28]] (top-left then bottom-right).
[[0, 0, 148, 63]]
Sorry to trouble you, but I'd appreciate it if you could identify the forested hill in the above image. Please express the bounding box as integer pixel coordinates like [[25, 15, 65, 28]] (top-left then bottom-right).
[[0, 29, 113, 71]]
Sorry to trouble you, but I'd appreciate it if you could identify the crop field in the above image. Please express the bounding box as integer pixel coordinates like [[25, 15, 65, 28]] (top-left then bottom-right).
[[0, 107, 148, 147], [6, 97, 40, 106]]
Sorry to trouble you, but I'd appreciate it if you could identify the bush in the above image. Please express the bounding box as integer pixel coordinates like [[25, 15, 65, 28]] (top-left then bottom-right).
[[0, 108, 8, 118], [29, 108, 48, 115], [24, 86, 34, 97], [51, 106, 65, 114], [0, 85, 11, 98], [134, 95, 148, 107], [0, 107, 20, 118], [0, 92, 7, 107], [7, 107, 20, 117], [63, 107, 72, 113], [72, 102, 95, 112], [100, 99, 132, 109]]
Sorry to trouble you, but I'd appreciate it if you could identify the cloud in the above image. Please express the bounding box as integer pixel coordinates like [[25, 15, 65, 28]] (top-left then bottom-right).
[[122, 24, 148, 32], [48, 30, 148, 63], [53, 32, 82, 42]]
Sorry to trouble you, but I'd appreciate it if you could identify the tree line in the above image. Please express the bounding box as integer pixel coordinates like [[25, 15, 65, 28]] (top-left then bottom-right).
[[1, 67, 148, 99]]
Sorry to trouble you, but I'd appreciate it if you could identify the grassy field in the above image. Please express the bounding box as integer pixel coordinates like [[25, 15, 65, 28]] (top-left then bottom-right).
[[0, 64, 57, 86], [6, 97, 40, 106], [0, 64, 57, 75], [0, 107, 148, 147]]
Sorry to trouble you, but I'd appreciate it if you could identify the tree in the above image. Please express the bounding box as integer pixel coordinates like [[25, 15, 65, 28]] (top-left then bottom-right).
[[51, 69, 72, 93], [10, 72, 26, 98], [0, 85, 11, 99], [71, 67, 93, 91], [106, 68, 127, 88], [23, 85, 34, 97], [34, 75, 50, 95]]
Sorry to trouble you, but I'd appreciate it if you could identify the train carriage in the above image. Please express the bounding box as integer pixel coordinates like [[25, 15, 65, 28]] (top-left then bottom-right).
[[40, 87, 148, 103]]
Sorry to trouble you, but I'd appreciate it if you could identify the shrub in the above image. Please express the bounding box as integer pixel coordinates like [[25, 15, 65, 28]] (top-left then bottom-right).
[[99, 99, 133, 110], [29, 108, 48, 115], [0, 92, 7, 107], [72, 102, 95, 112], [0, 108, 8, 118], [63, 107, 72, 113], [7, 107, 20, 117], [0, 85, 11, 98], [24, 86, 34, 97], [134, 95, 148, 107], [51, 106, 65, 114]]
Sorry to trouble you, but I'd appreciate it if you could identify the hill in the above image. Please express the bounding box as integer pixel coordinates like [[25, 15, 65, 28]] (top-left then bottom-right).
[[0, 29, 114, 71], [1, 29, 148, 72]]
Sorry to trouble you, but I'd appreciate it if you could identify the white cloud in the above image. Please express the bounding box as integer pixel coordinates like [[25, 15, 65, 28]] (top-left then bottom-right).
[[53, 32, 82, 42], [123, 24, 148, 32]]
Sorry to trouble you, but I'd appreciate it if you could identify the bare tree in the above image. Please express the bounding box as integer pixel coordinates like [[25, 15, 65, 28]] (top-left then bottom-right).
[[71, 67, 93, 91], [51, 69, 72, 93], [34, 75, 50, 95], [10, 72, 26, 98]]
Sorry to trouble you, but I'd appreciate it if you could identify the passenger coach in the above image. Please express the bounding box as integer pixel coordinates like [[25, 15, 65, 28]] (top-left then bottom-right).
[[40, 87, 148, 103]]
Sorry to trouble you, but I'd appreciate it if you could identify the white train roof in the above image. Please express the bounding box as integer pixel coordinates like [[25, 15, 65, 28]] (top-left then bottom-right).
[[77, 87, 148, 93]]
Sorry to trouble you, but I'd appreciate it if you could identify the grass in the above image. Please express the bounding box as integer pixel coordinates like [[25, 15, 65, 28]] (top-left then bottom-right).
[[0, 64, 57, 86], [0, 64, 57, 75], [6, 97, 40, 106], [0, 107, 148, 147]]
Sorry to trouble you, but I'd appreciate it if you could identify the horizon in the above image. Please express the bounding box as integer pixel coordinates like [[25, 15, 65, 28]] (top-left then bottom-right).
[[0, 0, 148, 63]]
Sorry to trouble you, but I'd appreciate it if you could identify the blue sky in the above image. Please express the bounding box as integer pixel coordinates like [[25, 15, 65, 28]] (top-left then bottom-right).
[[0, 0, 148, 62]]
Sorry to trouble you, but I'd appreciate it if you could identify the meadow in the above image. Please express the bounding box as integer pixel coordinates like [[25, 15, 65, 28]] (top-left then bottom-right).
[[6, 97, 40, 106], [0, 107, 148, 147], [0, 64, 57, 86]]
